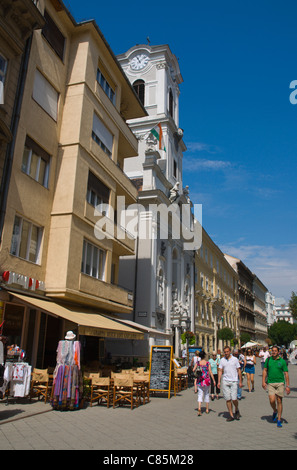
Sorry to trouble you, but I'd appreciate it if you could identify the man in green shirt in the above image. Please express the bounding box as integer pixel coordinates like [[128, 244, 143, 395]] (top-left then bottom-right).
[[262, 345, 290, 428]]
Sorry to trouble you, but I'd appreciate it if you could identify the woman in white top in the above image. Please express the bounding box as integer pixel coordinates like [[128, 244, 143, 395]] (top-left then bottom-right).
[[244, 349, 256, 392]]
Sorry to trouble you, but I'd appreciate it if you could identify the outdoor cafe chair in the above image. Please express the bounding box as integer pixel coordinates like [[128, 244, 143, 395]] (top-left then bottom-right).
[[177, 367, 188, 390], [88, 376, 112, 408], [133, 374, 150, 405], [113, 376, 139, 410], [30, 368, 51, 404]]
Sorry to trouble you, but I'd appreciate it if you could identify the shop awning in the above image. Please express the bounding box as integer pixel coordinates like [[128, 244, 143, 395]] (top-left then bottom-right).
[[10, 292, 144, 340], [110, 317, 170, 338]]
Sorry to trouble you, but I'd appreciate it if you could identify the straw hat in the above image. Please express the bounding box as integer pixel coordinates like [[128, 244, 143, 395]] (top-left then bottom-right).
[[65, 331, 76, 340]]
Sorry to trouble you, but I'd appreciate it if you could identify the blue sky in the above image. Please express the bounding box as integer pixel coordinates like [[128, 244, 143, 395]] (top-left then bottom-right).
[[67, 0, 297, 301]]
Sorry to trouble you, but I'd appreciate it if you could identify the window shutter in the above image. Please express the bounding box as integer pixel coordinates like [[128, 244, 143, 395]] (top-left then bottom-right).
[[33, 70, 58, 121], [92, 113, 113, 154]]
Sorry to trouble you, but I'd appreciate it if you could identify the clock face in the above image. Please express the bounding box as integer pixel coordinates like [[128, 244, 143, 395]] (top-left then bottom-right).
[[130, 54, 149, 71]]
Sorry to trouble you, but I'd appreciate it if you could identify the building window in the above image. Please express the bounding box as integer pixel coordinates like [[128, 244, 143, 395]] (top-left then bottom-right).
[[0, 53, 8, 83], [133, 80, 145, 106], [0, 53, 7, 104], [169, 88, 173, 117], [96, 67, 116, 105], [92, 113, 113, 158], [33, 70, 59, 121], [81, 239, 106, 280], [86, 171, 110, 213], [10, 215, 43, 264], [42, 10, 65, 61], [173, 159, 177, 179], [21, 136, 50, 188]]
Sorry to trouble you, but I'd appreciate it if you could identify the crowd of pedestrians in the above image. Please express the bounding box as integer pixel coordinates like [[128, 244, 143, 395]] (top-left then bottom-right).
[[190, 344, 290, 427]]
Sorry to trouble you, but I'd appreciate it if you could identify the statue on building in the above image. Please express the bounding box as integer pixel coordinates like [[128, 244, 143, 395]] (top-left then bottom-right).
[[183, 185, 190, 203], [169, 182, 180, 203]]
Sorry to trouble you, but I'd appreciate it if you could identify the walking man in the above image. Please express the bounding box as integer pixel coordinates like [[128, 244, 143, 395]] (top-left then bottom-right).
[[218, 346, 243, 421], [262, 345, 290, 428]]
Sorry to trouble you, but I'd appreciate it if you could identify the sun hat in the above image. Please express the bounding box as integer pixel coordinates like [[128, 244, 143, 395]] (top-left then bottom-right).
[[65, 331, 76, 340]]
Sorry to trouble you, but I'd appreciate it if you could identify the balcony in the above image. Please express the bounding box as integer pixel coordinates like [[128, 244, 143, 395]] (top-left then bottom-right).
[[90, 139, 138, 204], [84, 202, 135, 256]]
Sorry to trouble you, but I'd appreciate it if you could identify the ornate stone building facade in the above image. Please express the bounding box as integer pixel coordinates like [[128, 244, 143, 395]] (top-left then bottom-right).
[[225, 255, 255, 341], [253, 275, 268, 345], [195, 230, 239, 353]]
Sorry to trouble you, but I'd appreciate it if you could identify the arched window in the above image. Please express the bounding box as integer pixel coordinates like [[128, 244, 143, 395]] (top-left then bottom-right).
[[133, 79, 145, 106]]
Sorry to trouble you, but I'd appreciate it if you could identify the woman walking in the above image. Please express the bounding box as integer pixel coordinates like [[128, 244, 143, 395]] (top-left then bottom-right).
[[193, 351, 215, 415], [191, 350, 201, 393], [244, 348, 256, 392], [209, 352, 220, 400]]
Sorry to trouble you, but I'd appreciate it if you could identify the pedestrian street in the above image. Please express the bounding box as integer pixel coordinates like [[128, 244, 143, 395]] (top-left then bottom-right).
[[0, 361, 296, 451]]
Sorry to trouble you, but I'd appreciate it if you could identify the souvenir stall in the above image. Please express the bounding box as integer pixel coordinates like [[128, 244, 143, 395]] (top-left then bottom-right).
[[51, 331, 83, 410], [0, 334, 5, 398], [0, 342, 31, 401]]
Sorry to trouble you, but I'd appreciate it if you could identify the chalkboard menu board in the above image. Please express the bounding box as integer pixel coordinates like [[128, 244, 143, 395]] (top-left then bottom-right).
[[149, 345, 173, 398]]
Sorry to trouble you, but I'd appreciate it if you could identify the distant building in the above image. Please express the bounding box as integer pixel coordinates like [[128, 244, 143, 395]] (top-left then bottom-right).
[[275, 297, 295, 324], [265, 291, 276, 327], [225, 255, 255, 342], [253, 275, 268, 345]]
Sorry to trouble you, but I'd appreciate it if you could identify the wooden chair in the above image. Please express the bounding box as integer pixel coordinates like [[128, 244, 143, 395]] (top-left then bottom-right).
[[113, 376, 139, 410], [30, 368, 51, 404], [177, 367, 188, 390], [88, 376, 112, 408], [134, 374, 150, 405]]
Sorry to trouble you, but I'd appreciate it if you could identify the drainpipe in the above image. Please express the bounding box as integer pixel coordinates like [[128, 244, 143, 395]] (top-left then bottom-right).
[[0, 34, 33, 243]]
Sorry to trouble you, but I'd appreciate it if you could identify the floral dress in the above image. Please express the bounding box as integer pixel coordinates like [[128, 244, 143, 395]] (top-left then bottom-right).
[[197, 361, 211, 387]]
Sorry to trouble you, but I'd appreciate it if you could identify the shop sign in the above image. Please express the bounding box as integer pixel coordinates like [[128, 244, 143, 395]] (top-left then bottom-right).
[[1, 270, 45, 291], [79, 325, 141, 340]]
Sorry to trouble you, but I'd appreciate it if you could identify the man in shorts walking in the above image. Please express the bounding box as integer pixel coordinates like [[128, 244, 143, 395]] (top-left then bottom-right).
[[262, 345, 290, 428], [218, 346, 243, 421]]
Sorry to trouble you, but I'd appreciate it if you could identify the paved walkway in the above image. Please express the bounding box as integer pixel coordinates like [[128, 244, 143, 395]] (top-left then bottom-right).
[[0, 362, 296, 450]]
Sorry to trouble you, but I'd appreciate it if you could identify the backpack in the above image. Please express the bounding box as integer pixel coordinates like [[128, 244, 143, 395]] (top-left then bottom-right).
[[193, 364, 202, 379]]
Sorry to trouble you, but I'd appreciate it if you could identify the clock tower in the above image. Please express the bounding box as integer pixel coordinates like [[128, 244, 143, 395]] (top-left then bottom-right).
[[117, 44, 195, 360], [117, 44, 186, 187]]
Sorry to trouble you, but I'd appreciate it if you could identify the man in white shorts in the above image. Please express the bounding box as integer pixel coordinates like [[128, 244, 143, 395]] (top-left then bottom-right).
[[218, 346, 243, 421]]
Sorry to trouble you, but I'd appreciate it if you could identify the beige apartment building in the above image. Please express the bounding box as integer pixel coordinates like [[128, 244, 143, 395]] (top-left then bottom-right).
[[0, 0, 44, 231], [0, 0, 146, 369], [195, 229, 239, 353]]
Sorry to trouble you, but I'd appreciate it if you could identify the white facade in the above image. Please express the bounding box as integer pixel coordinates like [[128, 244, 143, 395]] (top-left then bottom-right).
[[275, 297, 295, 324], [265, 291, 276, 327], [117, 44, 196, 360]]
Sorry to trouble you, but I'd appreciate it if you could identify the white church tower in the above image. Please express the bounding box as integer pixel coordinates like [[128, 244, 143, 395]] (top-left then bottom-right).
[[117, 44, 195, 360]]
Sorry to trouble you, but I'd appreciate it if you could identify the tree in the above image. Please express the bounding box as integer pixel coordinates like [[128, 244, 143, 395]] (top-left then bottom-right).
[[240, 332, 251, 345], [268, 320, 297, 347], [218, 327, 234, 341], [289, 291, 297, 321]]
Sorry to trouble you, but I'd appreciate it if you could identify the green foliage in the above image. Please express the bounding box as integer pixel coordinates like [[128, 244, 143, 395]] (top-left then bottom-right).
[[240, 333, 251, 344], [268, 320, 297, 347], [289, 291, 297, 320], [181, 331, 196, 345], [217, 327, 234, 341]]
